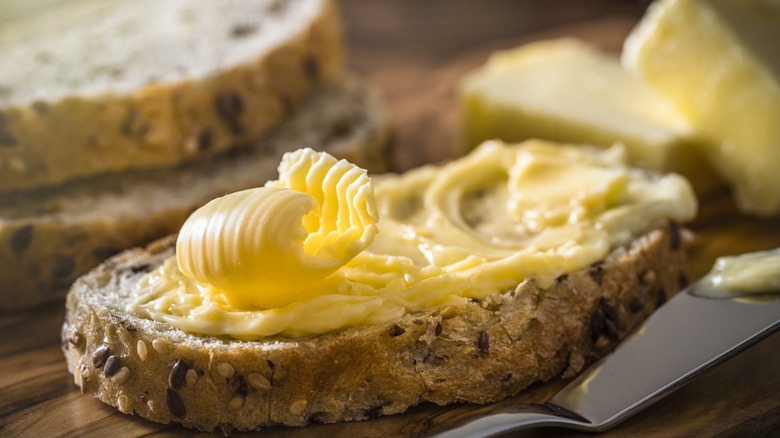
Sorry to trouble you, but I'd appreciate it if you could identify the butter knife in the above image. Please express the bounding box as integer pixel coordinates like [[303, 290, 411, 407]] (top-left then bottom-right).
[[431, 252, 780, 437]]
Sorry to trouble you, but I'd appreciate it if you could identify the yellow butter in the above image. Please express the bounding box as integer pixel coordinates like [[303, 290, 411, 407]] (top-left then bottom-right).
[[623, 0, 780, 216], [175, 148, 378, 309], [459, 38, 720, 195], [132, 141, 696, 338], [699, 248, 780, 297]]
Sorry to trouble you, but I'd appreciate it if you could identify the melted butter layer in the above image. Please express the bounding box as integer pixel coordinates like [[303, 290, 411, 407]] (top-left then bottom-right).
[[131, 140, 697, 338]]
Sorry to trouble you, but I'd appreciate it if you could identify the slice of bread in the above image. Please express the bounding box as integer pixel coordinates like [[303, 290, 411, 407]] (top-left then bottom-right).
[[0, 77, 390, 311], [0, 0, 343, 192], [62, 222, 687, 432]]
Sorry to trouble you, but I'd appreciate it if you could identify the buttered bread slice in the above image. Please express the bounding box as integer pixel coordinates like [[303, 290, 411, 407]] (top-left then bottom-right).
[[63, 140, 696, 432], [0, 0, 342, 192]]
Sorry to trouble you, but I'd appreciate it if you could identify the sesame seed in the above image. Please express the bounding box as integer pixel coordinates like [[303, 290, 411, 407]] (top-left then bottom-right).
[[112, 367, 130, 384], [289, 399, 307, 415], [137, 340, 148, 361], [152, 339, 169, 355], [117, 394, 129, 413], [227, 396, 244, 411], [247, 373, 271, 391], [216, 362, 235, 379], [186, 368, 198, 388]]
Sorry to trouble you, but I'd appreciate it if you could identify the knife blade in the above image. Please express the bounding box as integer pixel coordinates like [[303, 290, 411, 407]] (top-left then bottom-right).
[[551, 288, 780, 431], [431, 254, 780, 437]]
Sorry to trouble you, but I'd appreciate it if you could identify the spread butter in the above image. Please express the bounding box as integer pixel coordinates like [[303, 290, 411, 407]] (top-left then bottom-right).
[[698, 248, 780, 299], [132, 141, 696, 337]]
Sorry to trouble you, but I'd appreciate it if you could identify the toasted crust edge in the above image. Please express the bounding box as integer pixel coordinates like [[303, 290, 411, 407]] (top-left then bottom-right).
[[62, 223, 687, 432]]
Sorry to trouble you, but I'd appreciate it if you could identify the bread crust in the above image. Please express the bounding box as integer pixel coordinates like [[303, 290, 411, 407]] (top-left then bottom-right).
[[0, 0, 343, 192], [0, 77, 391, 311], [62, 224, 687, 432]]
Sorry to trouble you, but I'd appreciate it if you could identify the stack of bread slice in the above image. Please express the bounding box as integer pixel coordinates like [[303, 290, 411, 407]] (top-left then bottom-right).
[[0, 0, 391, 310]]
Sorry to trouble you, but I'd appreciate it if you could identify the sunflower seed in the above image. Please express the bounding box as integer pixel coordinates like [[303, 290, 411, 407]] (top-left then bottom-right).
[[92, 346, 110, 368], [166, 388, 186, 418], [169, 359, 187, 389], [103, 355, 119, 377]]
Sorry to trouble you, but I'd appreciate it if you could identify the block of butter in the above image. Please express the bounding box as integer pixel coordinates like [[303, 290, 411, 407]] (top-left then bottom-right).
[[459, 38, 721, 195], [623, 0, 780, 216]]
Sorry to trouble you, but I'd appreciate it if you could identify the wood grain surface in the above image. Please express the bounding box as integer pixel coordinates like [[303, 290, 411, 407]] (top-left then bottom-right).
[[2, 1, 780, 437]]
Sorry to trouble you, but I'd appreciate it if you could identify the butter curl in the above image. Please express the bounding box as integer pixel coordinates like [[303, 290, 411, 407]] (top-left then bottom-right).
[[176, 149, 378, 308]]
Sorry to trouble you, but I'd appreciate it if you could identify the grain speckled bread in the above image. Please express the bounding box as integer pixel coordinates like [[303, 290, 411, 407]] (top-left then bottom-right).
[[0, 0, 343, 192], [62, 222, 688, 433], [0, 77, 390, 311]]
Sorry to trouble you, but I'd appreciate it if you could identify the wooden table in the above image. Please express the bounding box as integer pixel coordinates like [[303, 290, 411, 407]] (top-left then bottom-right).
[[2, 1, 780, 436]]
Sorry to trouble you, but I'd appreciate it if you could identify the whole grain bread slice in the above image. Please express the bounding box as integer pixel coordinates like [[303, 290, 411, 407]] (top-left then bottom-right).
[[0, 77, 390, 311], [62, 222, 687, 433], [0, 0, 343, 192]]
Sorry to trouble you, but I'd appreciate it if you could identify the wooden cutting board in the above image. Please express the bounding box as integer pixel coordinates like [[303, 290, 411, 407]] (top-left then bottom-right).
[[2, 12, 780, 438]]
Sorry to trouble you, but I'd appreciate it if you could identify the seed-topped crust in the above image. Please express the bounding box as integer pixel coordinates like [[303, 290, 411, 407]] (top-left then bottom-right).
[[62, 224, 687, 432]]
